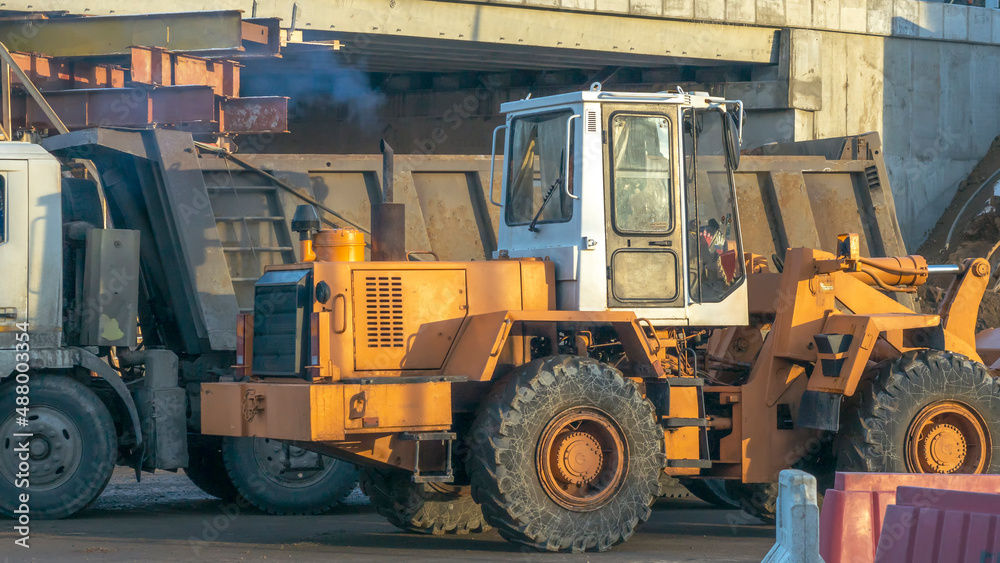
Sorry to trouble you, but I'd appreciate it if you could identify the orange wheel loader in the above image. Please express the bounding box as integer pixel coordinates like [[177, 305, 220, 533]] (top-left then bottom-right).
[[201, 86, 1000, 552]]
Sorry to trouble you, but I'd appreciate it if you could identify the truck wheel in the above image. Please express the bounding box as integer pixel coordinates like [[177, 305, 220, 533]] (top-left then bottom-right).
[[724, 481, 778, 523], [184, 436, 239, 501], [681, 478, 739, 508], [467, 355, 664, 552], [359, 467, 490, 534], [221, 437, 358, 515], [837, 350, 1000, 474], [0, 375, 117, 519]]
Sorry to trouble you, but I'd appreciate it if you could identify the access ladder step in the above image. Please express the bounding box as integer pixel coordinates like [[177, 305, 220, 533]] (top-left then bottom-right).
[[665, 377, 704, 387], [399, 432, 457, 484], [666, 459, 713, 469], [661, 417, 710, 428]]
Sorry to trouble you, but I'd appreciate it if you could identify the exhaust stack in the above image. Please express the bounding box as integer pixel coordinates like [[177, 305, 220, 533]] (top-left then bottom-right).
[[371, 139, 406, 261]]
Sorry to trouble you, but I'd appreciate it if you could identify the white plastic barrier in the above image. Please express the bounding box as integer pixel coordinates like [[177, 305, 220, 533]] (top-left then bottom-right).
[[762, 470, 825, 563]]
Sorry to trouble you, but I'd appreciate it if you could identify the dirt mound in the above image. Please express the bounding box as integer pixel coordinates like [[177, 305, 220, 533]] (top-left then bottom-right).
[[915, 136, 1000, 330], [919, 135, 1000, 262]]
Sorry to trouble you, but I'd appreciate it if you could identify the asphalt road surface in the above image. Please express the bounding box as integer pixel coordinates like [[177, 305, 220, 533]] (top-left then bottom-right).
[[1, 468, 774, 562]]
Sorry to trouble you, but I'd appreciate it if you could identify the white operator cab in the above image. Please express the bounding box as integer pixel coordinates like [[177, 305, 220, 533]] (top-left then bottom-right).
[[492, 87, 748, 327]]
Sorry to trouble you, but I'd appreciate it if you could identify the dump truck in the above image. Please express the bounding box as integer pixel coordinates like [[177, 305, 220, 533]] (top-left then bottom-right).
[[0, 136, 362, 519], [202, 86, 1000, 552]]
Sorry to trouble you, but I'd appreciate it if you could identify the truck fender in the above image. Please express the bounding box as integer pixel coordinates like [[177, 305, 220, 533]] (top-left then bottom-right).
[[78, 348, 143, 448]]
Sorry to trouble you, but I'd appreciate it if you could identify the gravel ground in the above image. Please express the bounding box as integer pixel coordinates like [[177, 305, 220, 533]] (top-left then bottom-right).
[[1, 468, 773, 562]]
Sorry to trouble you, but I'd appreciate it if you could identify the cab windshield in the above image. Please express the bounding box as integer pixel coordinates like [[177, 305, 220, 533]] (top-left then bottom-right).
[[505, 110, 574, 226]]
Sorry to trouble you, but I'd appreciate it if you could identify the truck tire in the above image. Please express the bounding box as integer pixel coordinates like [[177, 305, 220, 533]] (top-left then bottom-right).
[[359, 467, 490, 534], [467, 355, 664, 552], [724, 481, 778, 523], [0, 375, 117, 519], [184, 436, 239, 502], [681, 478, 739, 508], [837, 350, 1000, 475], [221, 436, 359, 515]]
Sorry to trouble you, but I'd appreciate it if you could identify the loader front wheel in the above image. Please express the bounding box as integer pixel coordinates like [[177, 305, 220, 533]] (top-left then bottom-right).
[[837, 350, 1000, 475], [467, 356, 663, 553], [359, 467, 490, 535]]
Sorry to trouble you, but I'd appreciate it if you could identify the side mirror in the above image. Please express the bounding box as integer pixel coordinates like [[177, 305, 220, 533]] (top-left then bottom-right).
[[723, 112, 741, 171]]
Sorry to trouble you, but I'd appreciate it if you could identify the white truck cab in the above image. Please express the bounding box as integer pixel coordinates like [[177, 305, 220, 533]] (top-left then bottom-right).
[[0, 143, 64, 353], [493, 86, 748, 327]]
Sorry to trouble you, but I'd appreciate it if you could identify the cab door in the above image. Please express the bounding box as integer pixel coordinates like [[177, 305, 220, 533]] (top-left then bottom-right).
[[0, 161, 29, 349], [604, 107, 684, 309]]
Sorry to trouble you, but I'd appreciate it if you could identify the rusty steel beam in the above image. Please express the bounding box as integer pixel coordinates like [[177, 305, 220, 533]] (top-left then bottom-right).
[[243, 18, 282, 57], [131, 47, 241, 97], [7, 52, 126, 90], [241, 21, 268, 44], [19, 85, 215, 129], [0, 11, 252, 57], [218, 96, 288, 134], [0, 41, 67, 133]]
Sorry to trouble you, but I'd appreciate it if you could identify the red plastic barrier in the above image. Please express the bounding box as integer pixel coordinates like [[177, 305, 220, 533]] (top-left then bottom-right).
[[819, 472, 1000, 563], [875, 486, 1000, 563]]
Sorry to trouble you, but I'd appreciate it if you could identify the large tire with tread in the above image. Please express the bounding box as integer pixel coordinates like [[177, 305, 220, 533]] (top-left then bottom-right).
[[467, 355, 664, 552], [222, 436, 359, 515], [837, 350, 1000, 474], [184, 436, 240, 501], [0, 375, 117, 519], [359, 467, 490, 534]]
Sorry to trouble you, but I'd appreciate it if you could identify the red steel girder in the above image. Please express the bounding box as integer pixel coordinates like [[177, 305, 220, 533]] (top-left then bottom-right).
[[218, 96, 288, 134], [9, 52, 125, 90], [131, 47, 241, 97], [20, 85, 216, 129]]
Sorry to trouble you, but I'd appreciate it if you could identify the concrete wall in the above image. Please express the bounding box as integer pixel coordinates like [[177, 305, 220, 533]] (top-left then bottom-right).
[[881, 37, 1000, 250], [775, 28, 1000, 250], [462, 0, 1000, 45]]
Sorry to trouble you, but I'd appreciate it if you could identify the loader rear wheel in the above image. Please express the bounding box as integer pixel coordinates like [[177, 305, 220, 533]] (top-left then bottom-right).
[[837, 350, 1000, 474], [359, 468, 490, 535], [222, 437, 359, 515], [0, 375, 117, 519], [467, 356, 663, 553]]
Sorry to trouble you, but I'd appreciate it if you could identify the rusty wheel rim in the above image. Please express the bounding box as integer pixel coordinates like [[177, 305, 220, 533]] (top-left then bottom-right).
[[905, 401, 992, 474], [537, 407, 628, 511]]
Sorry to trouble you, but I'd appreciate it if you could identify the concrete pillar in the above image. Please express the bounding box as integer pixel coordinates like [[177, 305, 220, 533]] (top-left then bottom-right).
[[788, 29, 822, 111]]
